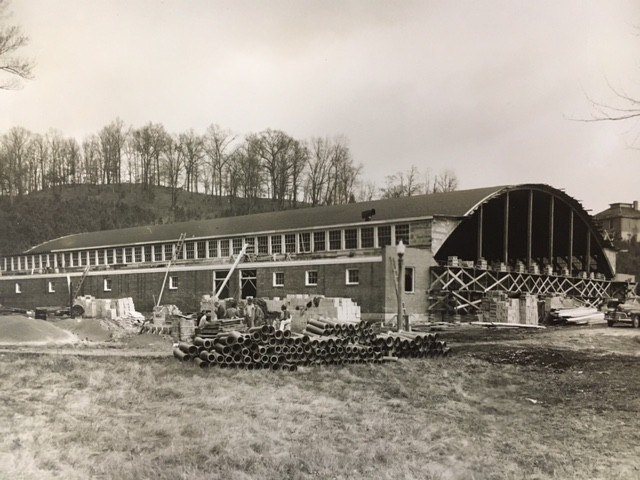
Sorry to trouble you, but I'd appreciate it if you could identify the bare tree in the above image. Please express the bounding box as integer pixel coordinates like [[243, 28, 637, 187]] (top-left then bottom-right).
[[0, 0, 33, 90], [433, 169, 458, 193], [203, 124, 235, 196], [82, 135, 102, 185], [0, 126, 31, 201], [324, 137, 361, 205], [254, 129, 298, 207], [161, 136, 184, 211], [130, 123, 168, 189], [305, 137, 332, 206], [98, 119, 128, 184], [381, 165, 425, 198], [235, 139, 263, 211], [178, 129, 204, 193]]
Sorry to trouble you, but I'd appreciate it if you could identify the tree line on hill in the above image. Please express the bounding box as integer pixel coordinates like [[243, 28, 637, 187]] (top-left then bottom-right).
[[0, 120, 459, 211]]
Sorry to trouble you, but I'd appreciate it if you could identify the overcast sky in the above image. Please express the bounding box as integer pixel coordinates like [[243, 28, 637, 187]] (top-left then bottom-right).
[[1, 0, 639, 213]]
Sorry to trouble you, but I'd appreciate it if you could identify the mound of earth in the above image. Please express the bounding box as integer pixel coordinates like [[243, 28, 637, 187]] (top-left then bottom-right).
[[50, 317, 113, 342], [0, 315, 77, 345]]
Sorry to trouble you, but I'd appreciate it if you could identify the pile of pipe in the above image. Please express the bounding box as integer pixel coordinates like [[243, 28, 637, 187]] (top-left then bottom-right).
[[173, 318, 451, 370]]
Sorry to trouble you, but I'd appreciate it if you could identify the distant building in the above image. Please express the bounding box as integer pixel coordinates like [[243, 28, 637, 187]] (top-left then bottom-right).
[[595, 201, 640, 242]]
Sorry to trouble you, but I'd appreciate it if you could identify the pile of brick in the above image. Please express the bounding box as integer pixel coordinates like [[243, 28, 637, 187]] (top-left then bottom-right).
[[481, 293, 540, 325]]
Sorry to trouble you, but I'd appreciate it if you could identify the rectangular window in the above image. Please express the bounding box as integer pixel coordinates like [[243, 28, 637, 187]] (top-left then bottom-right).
[[144, 246, 152, 262], [65, 252, 72, 267], [329, 230, 342, 250], [404, 267, 415, 293], [378, 226, 392, 247], [285, 234, 296, 253], [257, 236, 269, 255], [306, 270, 318, 286], [273, 272, 284, 287], [134, 246, 143, 263], [109, 249, 116, 265], [220, 239, 230, 257], [104, 278, 112, 292], [48, 281, 55, 293], [186, 242, 195, 260], [169, 276, 179, 290], [361, 227, 374, 248], [232, 238, 244, 255], [15, 282, 21, 294], [346, 269, 359, 285], [270, 235, 282, 254], [197, 241, 206, 259], [395, 224, 410, 245], [344, 228, 358, 249], [214, 271, 230, 297], [313, 231, 326, 252], [299, 233, 311, 253], [125, 248, 133, 263], [74, 251, 82, 267], [164, 244, 172, 261], [152, 246, 161, 262], [208, 240, 218, 258]]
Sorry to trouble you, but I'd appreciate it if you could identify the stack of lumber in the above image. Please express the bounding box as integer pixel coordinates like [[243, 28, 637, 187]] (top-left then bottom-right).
[[196, 318, 246, 339], [548, 307, 604, 324], [173, 318, 452, 370]]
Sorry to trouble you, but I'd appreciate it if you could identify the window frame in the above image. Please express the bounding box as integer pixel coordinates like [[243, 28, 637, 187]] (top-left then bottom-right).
[[169, 276, 179, 290], [404, 267, 415, 294], [345, 268, 359, 285], [273, 271, 285, 287], [103, 278, 112, 292], [15, 282, 21, 294], [329, 230, 342, 250], [305, 270, 318, 287], [48, 281, 55, 293]]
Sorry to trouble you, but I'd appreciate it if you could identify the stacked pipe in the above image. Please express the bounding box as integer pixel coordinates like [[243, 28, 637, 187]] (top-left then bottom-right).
[[173, 317, 452, 369]]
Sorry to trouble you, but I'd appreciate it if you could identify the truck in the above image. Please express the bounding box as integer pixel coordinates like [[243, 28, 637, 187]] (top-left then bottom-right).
[[604, 299, 640, 328]]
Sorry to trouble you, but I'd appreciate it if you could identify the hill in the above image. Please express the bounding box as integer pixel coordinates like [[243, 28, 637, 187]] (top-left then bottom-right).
[[0, 184, 293, 256]]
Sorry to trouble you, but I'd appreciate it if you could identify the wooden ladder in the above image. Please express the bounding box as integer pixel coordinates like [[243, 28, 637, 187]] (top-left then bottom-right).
[[156, 233, 187, 308], [72, 265, 91, 300]]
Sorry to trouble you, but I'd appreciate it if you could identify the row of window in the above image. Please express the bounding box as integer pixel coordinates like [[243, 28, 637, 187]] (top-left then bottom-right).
[[9, 267, 416, 294], [0, 224, 411, 272]]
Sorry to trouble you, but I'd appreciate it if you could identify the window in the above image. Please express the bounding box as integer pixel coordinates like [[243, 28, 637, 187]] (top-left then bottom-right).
[[306, 270, 318, 286], [104, 278, 112, 292], [404, 267, 415, 293], [197, 241, 206, 259], [15, 283, 21, 294], [134, 247, 143, 263], [232, 238, 244, 255], [153, 245, 162, 262], [65, 252, 73, 267], [344, 229, 358, 249], [74, 251, 81, 267], [270, 235, 282, 254], [285, 234, 296, 253], [361, 227, 374, 248], [144, 246, 152, 262], [208, 240, 218, 258], [257, 236, 269, 254], [186, 242, 195, 259], [109, 249, 116, 265], [378, 226, 392, 247], [329, 230, 342, 250], [169, 276, 179, 290], [273, 272, 284, 287], [214, 271, 230, 298], [164, 244, 173, 261], [313, 231, 326, 252], [48, 281, 55, 293], [220, 240, 230, 257], [299, 233, 311, 253], [346, 269, 359, 285], [395, 224, 410, 245], [125, 248, 133, 263]]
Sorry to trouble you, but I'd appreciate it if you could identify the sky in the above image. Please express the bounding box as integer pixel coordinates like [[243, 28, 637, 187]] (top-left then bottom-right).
[[1, 0, 639, 213]]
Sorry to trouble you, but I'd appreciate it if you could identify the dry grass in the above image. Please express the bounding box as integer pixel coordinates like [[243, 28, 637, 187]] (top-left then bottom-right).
[[1, 338, 639, 480]]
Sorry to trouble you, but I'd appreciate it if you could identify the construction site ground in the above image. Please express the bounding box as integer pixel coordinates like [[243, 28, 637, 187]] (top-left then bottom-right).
[[1, 314, 639, 479]]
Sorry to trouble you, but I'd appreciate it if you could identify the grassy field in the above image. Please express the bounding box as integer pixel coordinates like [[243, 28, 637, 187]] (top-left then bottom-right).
[[1, 327, 639, 480]]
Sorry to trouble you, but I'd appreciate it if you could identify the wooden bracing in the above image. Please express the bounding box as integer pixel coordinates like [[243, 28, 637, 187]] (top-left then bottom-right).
[[428, 265, 628, 313]]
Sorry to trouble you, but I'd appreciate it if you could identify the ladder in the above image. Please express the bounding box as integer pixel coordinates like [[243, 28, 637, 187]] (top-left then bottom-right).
[[71, 265, 91, 303], [156, 233, 187, 308]]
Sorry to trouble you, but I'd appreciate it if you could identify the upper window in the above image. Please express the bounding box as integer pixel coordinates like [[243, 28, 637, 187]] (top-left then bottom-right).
[[313, 231, 326, 252], [208, 240, 218, 258], [329, 230, 342, 250], [285, 234, 296, 253], [186, 242, 195, 259], [125, 248, 133, 263], [164, 244, 173, 260], [346, 269, 359, 285], [144, 246, 152, 262], [257, 236, 269, 255], [232, 238, 244, 255], [154, 245, 163, 262], [361, 227, 374, 248], [273, 272, 285, 287], [299, 233, 311, 253], [271, 235, 282, 254], [220, 240, 230, 257], [197, 241, 206, 259], [306, 270, 318, 286], [344, 229, 358, 249], [378, 226, 392, 247], [395, 224, 410, 245], [134, 246, 143, 263]]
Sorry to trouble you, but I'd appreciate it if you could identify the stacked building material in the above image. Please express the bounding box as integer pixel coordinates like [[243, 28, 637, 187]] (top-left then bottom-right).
[[519, 294, 539, 325], [172, 317, 452, 370]]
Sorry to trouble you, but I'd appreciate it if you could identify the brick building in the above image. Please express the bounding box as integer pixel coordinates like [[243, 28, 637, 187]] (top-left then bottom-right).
[[0, 184, 623, 318]]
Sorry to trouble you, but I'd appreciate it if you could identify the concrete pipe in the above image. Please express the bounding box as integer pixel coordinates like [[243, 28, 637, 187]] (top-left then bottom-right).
[[178, 342, 198, 355], [194, 357, 209, 368], [213, 342, 231, 355], [194, 337, 213, 349], [173, 347, 190, 361], [274, 330, 284, 340]]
